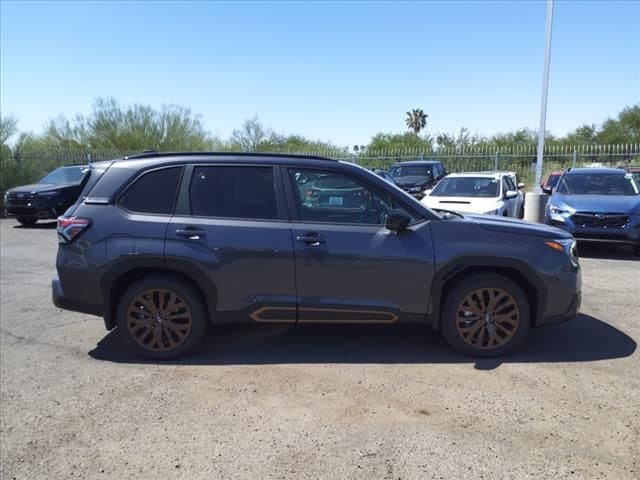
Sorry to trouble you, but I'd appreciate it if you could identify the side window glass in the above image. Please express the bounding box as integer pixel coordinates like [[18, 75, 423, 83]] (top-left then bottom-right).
[[189, 166, 278, 220], [119, 167, 182, 214], [505, 176, 516, 191], [288, 168, 417, 225]]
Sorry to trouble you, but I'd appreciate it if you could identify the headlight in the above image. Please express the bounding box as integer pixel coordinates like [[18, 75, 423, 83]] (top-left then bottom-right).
[[483, 209, 499, 215], [407, 186, 422, 193], [549, 204, 575, 215]]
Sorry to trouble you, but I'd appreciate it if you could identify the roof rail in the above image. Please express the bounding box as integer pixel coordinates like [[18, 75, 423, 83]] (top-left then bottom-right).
[[121, 151, 337, 161]]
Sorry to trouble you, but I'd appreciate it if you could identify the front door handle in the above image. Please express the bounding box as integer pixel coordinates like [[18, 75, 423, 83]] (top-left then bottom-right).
[[296, 233, 327, 246], [176, 228, 206, 240]]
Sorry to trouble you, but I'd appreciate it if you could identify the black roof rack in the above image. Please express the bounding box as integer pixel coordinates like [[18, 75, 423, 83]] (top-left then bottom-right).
[[122, 151, 337, 162]]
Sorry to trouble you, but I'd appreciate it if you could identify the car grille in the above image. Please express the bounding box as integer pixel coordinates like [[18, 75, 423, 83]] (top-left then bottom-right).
[[5, 192, 38, 206], [571, 212, 630, 228]]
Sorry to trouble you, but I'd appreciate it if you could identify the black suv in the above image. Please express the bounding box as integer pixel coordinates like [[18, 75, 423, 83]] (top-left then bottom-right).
[[53, 153, 581, 359], [388, 160, 447, 199], [4, 165, 90, 225]]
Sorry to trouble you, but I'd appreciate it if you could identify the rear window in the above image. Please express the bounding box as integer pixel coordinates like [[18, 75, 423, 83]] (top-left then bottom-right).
[[189, 166, 278, 220], [118, 167, 183, 214]]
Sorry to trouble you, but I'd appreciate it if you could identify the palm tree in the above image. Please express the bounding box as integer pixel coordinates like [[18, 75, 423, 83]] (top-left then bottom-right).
[[405, 109, 428, 135]]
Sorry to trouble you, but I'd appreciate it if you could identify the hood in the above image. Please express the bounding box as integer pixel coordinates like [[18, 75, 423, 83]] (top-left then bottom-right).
[[394, 176, 430, 187], [466, 214, 573, 239], [6, 184, 68, 194], [422, 195, 501, 214], [551, 194, 640, 214]]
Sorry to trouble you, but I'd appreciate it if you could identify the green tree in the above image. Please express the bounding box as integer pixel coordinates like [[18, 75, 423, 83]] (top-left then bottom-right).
[[44, 97, 219, 151], [596, 105, 640, 144], [229, 116, 270, 151], [405, 108, 428, 134]]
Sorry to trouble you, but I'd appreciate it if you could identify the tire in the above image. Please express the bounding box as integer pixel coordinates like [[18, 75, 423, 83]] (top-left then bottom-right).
[[116, 275, 208, 360], [441, 273, 530, 357], [17, 216, 37, 226]]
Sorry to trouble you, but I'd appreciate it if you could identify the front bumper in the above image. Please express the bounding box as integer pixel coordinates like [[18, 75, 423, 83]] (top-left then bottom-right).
[[538, 291, 582, 326], [546, 216, 640, 246]]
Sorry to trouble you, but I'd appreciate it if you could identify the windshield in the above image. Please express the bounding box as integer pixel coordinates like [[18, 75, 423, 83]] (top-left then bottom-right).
[[39, 166, 89, 185], [430, 177, 500, 198], [389, 165, 433, 180], [556, 173, 639, 196]]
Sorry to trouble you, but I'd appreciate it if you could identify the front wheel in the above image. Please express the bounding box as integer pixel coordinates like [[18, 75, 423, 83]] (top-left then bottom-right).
[[441, 274, 530, 357], [116, 275, 208, 360]]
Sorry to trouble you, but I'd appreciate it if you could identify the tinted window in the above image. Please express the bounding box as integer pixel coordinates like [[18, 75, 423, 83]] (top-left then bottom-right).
[[389, 165, 433, 181], [190, 166, 278, 219], [289, 168, 416, 225], [430, 177, 500, 198], [119, 167, 182, 214]]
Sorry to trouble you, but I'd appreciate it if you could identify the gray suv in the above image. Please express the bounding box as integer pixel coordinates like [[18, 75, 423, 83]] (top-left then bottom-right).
[[53, 153, 581, 359]]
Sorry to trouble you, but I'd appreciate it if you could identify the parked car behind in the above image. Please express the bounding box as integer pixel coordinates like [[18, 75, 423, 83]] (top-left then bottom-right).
[[4, 165, 90, 225], [624, 166, 640, 183], [541, 171, 563, 194], [388, 160, 447, 199], [53, 152, 581, 360], [544, 167, 640, 254], [421, 172, 524, 218]]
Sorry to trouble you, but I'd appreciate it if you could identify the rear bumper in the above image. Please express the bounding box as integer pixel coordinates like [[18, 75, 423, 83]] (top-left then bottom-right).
[[52, 276, 103, 317]]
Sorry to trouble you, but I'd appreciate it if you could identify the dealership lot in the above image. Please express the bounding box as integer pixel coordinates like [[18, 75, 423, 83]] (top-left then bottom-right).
[[0, 219, 638, 479]]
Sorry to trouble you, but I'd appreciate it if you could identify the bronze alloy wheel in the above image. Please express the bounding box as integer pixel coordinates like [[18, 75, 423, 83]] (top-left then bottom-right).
[[126, 289, 192, 352], [455, 287, 520, 350]]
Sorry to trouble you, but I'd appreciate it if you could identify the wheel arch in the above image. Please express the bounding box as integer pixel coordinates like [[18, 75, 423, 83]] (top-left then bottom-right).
[[429, 257, 546, 331], [102, 264, 216, 330]]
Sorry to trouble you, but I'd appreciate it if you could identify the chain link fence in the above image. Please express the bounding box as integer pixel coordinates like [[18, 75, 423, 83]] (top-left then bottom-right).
[[2, 144, 639, 213]]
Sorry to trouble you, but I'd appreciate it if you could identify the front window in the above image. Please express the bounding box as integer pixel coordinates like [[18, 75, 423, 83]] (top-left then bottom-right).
[[430, 177, 500, 198], [557, 173, 640, 196], [39, 166, 89, 185], [389, 165, 433, 182], [288, 168, 417, 225]]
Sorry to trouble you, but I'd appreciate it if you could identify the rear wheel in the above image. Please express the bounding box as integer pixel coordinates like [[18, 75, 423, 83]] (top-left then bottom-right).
[[16, 216, 37, 225], [441, 274, 530, 357], [116, 275, 208, 360]]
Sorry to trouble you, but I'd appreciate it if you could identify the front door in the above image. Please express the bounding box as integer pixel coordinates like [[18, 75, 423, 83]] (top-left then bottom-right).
[[284, 166, 435, 324]]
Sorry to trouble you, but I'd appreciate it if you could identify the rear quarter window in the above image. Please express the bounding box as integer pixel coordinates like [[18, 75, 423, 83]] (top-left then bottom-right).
[[118, 167, 183, 214]]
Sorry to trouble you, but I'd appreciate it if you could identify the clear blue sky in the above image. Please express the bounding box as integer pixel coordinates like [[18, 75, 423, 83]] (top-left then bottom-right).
[[1, 0, 638, 147]]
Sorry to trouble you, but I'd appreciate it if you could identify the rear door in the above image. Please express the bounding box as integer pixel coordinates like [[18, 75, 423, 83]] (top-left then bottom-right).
[[166, 164, 297, 323], [284, 165, 435, 324]]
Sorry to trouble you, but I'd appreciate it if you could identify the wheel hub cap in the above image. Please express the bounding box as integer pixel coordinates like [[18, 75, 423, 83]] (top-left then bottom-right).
[[127, 289, 192, 352], [456, 287, 520, 350]]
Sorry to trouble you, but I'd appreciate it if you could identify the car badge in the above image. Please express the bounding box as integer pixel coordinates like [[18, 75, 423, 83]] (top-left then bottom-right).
[[595, 213, 606, 219]]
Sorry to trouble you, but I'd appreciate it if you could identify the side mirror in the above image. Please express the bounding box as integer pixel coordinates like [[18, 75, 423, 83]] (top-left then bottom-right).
[[517, 182, 525, 189], [384, 210, 411, 232], [504, 190, 519, 199], [542, 186, 553, 195]]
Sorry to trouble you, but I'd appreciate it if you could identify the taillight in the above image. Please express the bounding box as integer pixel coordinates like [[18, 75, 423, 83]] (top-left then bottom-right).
[[57, 216, 91, 243]]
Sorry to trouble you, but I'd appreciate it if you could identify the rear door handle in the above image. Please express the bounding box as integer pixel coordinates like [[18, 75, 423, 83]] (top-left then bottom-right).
[[176, 228, 206, 240], [296, 234, 327, 246]]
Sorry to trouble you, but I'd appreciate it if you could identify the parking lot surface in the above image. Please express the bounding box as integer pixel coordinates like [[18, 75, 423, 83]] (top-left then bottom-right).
[[0, 218, 638, 479]]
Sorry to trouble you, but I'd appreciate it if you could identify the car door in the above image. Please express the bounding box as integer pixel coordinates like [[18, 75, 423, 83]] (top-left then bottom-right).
[[503, 176, 520, 217], [284, 165, 435, 324], [501, 177, 515, 217], [166, 163, 297, 323]]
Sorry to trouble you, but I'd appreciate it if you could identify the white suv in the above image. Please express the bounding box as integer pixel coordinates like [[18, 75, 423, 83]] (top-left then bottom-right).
[[421, 171, 524, 217]]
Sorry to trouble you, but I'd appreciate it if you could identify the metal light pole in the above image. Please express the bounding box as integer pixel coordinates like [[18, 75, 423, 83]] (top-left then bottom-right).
[[534, 0, 554, 192], [525, 0, 554, 222]]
